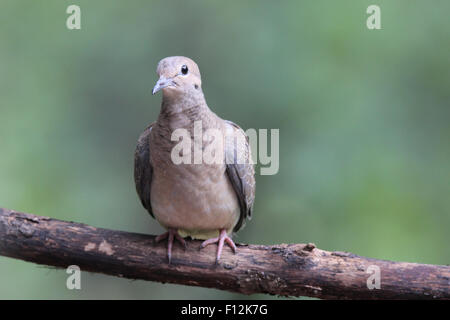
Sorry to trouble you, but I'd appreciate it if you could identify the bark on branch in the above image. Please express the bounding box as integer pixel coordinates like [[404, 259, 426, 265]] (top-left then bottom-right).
[[0, 207, 448, 299]]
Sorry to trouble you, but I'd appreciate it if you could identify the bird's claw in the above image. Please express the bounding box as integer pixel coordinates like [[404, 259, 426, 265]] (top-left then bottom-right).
[[155, 228, 187, 263], [200, 229, 236, 263]]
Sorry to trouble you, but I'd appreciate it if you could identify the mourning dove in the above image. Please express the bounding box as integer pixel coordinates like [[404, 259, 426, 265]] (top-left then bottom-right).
[[134, 56, 255, 263]]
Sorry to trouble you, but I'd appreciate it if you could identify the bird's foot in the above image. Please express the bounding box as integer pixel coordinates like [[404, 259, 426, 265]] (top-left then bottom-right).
[[155, 228, 187, 264], [200, 229, 236, 263]]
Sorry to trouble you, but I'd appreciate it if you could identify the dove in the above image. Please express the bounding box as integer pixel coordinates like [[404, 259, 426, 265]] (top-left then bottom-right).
[[134, 56, 255, 263]]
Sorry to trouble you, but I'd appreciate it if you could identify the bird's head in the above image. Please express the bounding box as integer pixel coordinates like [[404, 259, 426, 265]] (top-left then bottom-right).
[[152, 56, 203, 99]]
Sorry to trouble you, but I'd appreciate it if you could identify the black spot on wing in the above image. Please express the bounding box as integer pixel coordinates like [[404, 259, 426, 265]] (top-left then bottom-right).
[[134, 124, 155, 218], [224, 120, 255, 233]]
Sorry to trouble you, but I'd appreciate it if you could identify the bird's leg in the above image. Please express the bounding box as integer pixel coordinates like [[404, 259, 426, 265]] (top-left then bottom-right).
[[200, 229, 236, 263], [155, 228, 186, 263]]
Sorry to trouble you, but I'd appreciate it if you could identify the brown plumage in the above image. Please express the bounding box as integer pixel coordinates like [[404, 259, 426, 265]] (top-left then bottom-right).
[[134, 56, 255, 263]]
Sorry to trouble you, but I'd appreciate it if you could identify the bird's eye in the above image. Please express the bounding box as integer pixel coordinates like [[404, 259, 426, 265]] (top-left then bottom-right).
[[181, 65, 188, 75]]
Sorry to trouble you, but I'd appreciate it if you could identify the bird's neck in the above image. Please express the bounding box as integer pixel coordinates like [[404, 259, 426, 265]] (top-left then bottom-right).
[[151, 93, 224, 167], [151, 95, 221, 163], [157, 92, 216, 131], [161, 89, 206, 112]]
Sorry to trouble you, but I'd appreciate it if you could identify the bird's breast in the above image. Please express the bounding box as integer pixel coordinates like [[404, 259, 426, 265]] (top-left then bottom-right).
[[150, 161, 240, 239]]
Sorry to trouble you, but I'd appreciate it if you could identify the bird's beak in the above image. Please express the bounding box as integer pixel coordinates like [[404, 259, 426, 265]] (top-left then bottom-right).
[[152, 76, 174, 95]]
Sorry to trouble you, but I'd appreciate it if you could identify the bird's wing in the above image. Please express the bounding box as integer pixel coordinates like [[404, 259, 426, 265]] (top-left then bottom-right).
[[224, 120, 256, 232], [134, 123, 155, 218]]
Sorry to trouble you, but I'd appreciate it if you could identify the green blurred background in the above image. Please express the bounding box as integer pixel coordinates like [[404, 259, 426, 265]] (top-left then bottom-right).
[[0, 0, 449, 299]]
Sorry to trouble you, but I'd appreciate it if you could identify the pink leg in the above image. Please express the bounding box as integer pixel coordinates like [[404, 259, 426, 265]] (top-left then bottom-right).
[[200, 229, 236, 263], [155, 228, 186, 263]]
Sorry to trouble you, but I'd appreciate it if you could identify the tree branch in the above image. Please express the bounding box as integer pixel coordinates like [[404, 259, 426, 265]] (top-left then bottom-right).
[[0, 207, 448, 299]]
